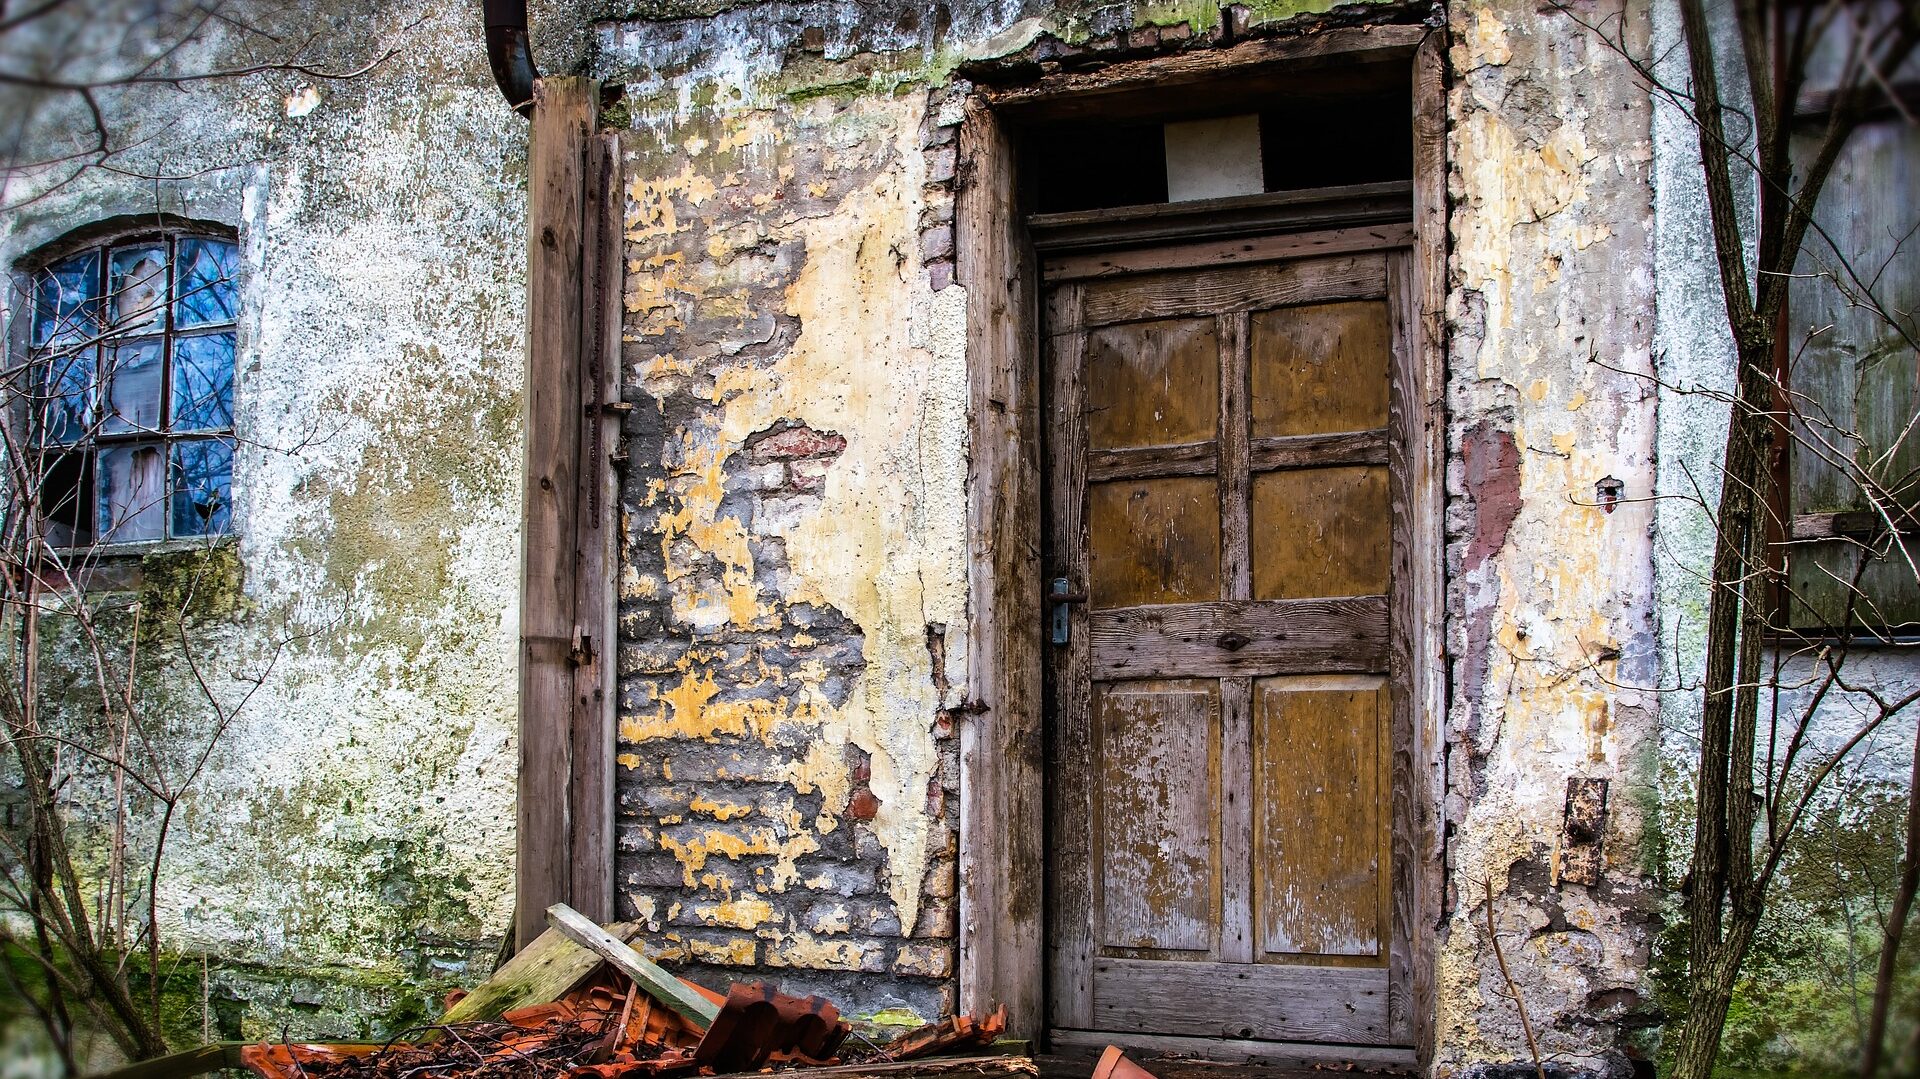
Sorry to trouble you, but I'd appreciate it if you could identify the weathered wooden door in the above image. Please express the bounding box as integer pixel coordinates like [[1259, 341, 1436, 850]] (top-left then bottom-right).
[[1045, 247, 1413, 1048]]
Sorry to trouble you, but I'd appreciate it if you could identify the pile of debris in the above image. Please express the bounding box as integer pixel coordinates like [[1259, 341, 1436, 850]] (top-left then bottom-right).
[[239, 904, 1009, 1079]]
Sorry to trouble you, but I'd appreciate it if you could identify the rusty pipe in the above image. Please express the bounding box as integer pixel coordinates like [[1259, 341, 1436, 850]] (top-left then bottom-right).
[[483, 0, 538, 118]]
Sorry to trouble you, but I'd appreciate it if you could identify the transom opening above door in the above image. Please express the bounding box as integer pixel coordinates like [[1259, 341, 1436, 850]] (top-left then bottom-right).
[[1019, 58, 1413, 214]]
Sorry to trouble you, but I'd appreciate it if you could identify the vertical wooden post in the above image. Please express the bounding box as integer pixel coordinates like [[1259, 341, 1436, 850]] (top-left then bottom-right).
[[1407, 31, 1450, 1069], [571, 129, 623, 924], [957, 103, 1046, 1038], [518, 76, 619, 949]]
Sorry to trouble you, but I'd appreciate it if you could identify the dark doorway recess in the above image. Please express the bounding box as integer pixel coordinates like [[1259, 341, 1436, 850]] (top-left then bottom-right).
[[1021, 59, 1412, 213]]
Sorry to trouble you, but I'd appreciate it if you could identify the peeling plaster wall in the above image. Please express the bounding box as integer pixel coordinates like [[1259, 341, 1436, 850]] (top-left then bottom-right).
[[0, 0, 573, 1043], [1437, 0, 1663, 1073]]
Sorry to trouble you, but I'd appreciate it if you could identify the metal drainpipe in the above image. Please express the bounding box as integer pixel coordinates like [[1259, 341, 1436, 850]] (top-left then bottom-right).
[[483, 0, 539, 118]]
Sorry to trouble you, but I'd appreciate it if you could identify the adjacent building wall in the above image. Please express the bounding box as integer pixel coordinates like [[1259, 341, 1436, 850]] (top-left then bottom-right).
[[0, 0, 574, 1044], [1647, 0, 1920, 1068]]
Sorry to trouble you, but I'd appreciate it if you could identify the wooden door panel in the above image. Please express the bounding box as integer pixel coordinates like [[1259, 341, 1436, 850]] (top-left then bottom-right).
[[1089, 959, 1390, 1044], [1254, 677, 1390, 961], [1089, 478, 1221, 607], [1251, 300, 1391, 436], [1251, 466, 1390, 600], [1087, 318, 1219, 449], [1095, 681, 1221, 955]]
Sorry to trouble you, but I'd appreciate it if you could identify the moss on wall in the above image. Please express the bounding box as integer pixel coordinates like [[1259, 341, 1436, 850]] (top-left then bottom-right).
[[1649, 779, 1920, 1077]]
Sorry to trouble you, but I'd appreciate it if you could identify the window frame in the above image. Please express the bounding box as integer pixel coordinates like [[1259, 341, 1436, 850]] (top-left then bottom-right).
[[13, 220, 241, 551]]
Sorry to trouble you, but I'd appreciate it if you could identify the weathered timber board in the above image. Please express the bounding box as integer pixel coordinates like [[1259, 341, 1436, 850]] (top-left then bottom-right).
[[1087, 958, 1390, 1045], [1089, 597, 1388, 680], [437, 919, 643, 1027]]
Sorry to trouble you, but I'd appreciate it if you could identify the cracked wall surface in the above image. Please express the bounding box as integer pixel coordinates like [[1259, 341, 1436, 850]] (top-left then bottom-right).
[[1437, 0, 1663, 1074]]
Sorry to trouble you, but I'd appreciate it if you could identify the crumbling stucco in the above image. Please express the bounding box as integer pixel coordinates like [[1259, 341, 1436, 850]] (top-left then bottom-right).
[[1436, 0, 1663, 1073]]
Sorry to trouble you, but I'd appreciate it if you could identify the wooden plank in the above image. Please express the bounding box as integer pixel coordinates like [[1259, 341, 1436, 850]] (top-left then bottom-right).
[[1250, 429, 1389, 473], [1086, 318, 1219, 450], [1095, 681, 1220, 954], [1045, 1029, 1416, 1068], [713, 1057, 1039, 1079], [518, 75, 596, 951], [1042, 223, 1414, 283], [1045, 283, 1095, 1029], [1063, 254, 1388, 333], [1253, 681, 1389, 960], [546, 904, 721, 1026], [1220, 312, 1252, 603], [1407, 31, 1447, 1063], [1090, 597, 1389, 680], [1250, 301, 1392, 438], [1385, 250, 1417, 1043], [1789, 510, 1916, 539], [1028, 184, 1413, 254], [1218, 305, 1255, 968], [957, 103, 1046, 1038], [567, 129, 622, 925], [1087, 441, 1216, 482], [1087, 958, 1391, 1045], [439, 919, 643, 1027]]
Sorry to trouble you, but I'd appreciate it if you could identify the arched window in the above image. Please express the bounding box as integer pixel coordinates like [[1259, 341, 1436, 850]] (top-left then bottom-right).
[[26, 228, 238, 546]]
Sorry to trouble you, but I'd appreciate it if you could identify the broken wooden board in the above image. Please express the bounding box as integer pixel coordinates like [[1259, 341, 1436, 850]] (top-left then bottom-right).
[[84, 1042, 383, 1079], [713, 1056, 1039, 1079], [547, 903, 721, 1026], [436, 918, 644, 1027]]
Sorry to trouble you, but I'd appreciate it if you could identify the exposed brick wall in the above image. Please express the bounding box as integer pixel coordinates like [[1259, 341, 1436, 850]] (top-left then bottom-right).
[[605, 69, 959, 1023]]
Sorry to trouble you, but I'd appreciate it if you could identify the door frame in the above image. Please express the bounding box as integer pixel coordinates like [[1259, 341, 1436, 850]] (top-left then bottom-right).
[[954, 23, 1448, 1066]]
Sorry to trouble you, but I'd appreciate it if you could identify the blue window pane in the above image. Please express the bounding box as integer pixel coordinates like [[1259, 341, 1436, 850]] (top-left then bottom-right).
[[98, 443, 167, 543], [32, 252, 100, 348], [108, 245, 168, 336], [102, 338, 163, 434], [38, 348, 95, 445], [171, 438, 233, 537], [171, 332, 235, 432], [174, 238, 238, 328]]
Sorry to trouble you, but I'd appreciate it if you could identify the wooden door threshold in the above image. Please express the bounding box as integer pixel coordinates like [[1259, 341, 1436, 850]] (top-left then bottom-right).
[[1046, 1030, 1416, 1072]]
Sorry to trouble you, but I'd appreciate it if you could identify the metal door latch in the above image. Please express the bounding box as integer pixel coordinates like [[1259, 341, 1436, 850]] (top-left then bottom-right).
[[1048, 577, 1086, 645]]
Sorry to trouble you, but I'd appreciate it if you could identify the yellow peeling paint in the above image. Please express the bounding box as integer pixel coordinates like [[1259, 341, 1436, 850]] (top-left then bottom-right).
[[690, 794, 754, 820], [760, 932, 874, 971], [626, 167, 721, 244], [618, 664, 818, 744], [691, 896, 775, 929], [621, 564, 663, 601], [658, 826, 822, 890]]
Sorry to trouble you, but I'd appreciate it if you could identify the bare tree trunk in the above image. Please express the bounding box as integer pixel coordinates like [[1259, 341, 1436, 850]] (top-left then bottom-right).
[[1672, 333, 1777, 1079]]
